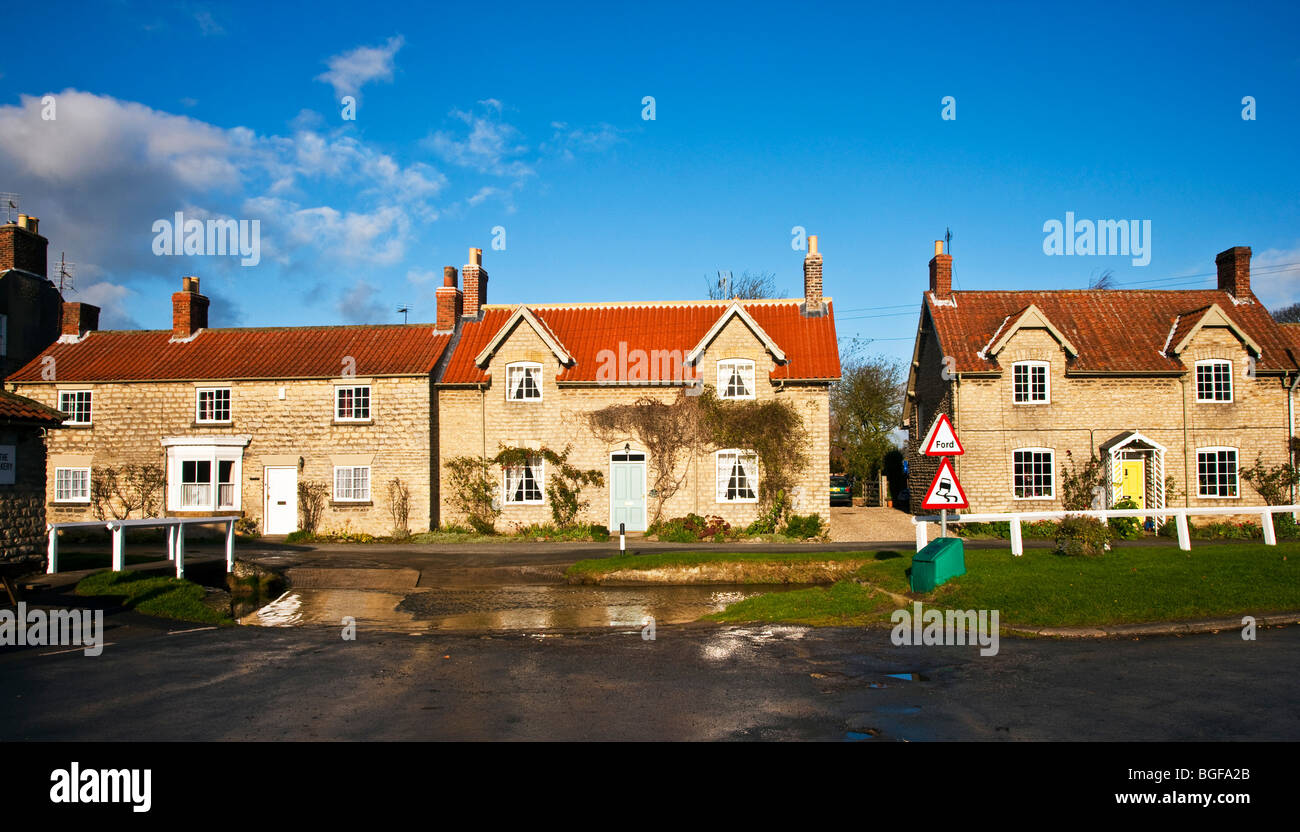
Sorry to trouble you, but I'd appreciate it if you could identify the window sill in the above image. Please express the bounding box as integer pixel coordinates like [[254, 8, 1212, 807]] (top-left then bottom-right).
[[330, 500, 373, 507], [61, 423, 93, 429], [192, 422, 234, 428], [332, 420, 374, 426], [49, 501, 91, 507], [504, 501, 545, 507]]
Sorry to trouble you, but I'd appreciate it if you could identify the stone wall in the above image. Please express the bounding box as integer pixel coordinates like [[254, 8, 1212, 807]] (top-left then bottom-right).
[[0, 425, 50, 563]]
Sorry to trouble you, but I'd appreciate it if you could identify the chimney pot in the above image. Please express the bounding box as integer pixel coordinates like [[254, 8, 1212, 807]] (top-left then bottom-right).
[[1215, 246, 1252, 298], [61, 302, 100, 338], [463, 249, 488, 318], [929, 244, 953, 298], [802, 234, 825, 316], [172, 275, 209, 339], [0, 213, 48, 276], [443, 266, 457, 287], [436, 266, 463, 331]]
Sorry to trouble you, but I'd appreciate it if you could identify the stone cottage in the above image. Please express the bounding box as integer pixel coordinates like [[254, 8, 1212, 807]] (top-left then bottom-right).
[[904, 242, 1300, 517], [8, 240, 840, 536], [8, 277, 453, 536]]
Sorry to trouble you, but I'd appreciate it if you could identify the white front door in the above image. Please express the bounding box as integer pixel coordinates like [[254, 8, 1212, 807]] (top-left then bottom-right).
[[264, 466, 298, 534]]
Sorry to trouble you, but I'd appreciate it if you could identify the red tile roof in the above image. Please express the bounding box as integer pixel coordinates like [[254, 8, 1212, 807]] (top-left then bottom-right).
[[926, 290, 1300, 374], [0, 389, 65, 425], [440, 300, 841, 385], [6, 325, 454, 383]]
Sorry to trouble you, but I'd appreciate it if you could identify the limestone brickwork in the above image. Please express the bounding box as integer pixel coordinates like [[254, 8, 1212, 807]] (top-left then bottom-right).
[[437, 313, 832, 531], [10, 376, 434, 536], [909, 324, 1292, 519]]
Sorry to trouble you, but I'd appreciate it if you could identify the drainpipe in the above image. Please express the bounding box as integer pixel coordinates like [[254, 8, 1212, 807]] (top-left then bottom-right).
[[1180, 375, 1191, 508], [479, 383, 487, 459], [1289, 371, 1300, 509]]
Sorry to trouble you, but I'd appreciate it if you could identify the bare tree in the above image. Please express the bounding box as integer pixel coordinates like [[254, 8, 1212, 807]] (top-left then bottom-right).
[[706, 270, 785, 300], [1087, 268, 1116, 290], [1272, 302, 1300, 323]]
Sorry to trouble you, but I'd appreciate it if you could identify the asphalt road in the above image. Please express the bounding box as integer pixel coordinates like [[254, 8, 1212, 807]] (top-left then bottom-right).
[[3, 612, 1296, 741]]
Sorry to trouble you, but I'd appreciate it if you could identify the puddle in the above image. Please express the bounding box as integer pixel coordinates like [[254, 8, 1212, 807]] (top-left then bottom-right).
[[240, 584, 795, 632]]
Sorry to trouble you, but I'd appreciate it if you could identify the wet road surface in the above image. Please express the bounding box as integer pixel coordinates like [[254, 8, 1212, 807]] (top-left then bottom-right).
[[3, 614, 1297, 741]]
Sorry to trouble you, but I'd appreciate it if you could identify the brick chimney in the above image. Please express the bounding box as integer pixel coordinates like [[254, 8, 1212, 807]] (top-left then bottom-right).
[[172, 276, 209, 339], [61, 302, 100, 338], [929, 240, 952, 298], [463, 247, 488, 318], [436, 266, 463, 331], [802, 235, 825, 316], [1216, 246, 1252, 298], [0, 214, 49, 277]]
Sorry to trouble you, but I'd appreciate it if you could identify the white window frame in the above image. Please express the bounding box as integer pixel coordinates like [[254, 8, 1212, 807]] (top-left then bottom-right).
[[164, 441, 245, 512], [195, 387, 232, 423], [1195, 359, 1233, 403], [58, 390, 93, 425], [505, 362, 543, 402], [715, 449, 759, 503], [333, 465, 372, 502], [335, 384, 372, 421], [54, 467, 91, 503], [503, 456, 545, 505], [1012, 361, 1050, 404], [1012, 447, 1055, 500], [1195, 446, 1239, 499], [716, 358, 757, 400]]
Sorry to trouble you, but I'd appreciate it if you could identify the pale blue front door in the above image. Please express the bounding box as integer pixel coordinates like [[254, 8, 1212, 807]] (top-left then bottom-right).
[[610, 452, 646, 532]]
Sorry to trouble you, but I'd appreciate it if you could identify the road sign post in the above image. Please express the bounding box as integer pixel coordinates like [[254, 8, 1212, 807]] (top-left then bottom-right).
[[921, 414, 967, 538]]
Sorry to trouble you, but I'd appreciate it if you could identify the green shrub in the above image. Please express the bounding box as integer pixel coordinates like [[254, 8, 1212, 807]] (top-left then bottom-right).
[[649, 514, 730, 541], [1054, 514, 1113, 557], [782, 513, 825, 539], [1108, 497, 1144, 539], [1275, 513, 1300, 540], [285, 530, 312, 543], [1024, 520, 1061, 538], [957, 521, 1010, 539]]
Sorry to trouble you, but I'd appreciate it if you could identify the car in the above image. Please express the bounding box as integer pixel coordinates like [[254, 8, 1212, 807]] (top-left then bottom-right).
[[830, 475, 853, 506], [894, 487, 911, 512]]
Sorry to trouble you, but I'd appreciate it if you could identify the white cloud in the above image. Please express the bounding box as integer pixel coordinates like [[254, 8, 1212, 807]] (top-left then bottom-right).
[[1250, 243, 1300, 310], [424, 103, 534, 179], [0, 90, 444, 288], [194, 9, 225, 36], [545, 121, 624, 159], [316, 36, 404, 99]]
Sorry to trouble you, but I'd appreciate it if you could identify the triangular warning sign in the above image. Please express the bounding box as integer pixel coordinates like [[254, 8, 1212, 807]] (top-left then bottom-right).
[[921, 458, 969, 510], [922, 413, 963, 456]]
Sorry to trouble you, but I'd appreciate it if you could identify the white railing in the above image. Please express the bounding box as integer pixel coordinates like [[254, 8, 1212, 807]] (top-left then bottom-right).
[[912, 505, 1300, 555], [47, 516, 240, 578]]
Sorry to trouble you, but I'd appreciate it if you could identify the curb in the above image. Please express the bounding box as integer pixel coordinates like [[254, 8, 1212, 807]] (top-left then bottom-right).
[[1006, 612, 1300, 638]]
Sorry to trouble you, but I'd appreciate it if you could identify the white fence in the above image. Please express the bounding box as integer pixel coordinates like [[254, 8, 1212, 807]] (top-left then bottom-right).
[[912, 505, 1300, 555], [47, 516, 240, 578]]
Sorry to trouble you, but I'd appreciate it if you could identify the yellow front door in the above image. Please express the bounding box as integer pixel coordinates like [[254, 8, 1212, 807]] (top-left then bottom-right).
[[1120, 459, 1145, 509]]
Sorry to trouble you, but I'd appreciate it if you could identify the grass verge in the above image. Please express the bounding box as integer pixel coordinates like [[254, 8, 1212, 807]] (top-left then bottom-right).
[[75, 570, 233, 626], [566, 549, 907, 584], [708, 541, 1300, 628]]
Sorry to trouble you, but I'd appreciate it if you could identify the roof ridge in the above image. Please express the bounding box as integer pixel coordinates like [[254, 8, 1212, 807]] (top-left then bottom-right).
[[483, 297, 828, 311]]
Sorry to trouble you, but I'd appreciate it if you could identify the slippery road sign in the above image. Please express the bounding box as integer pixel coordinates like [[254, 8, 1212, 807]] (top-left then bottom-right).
[[922, 413, 963, 456], [922, 458, 969, 510]]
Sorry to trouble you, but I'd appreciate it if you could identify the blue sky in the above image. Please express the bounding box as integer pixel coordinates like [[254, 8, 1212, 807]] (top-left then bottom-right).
[[1, 0, 1298, 367]]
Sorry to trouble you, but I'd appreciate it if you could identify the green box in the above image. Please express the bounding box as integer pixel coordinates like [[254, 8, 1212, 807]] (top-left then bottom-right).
[[910, 536, 966, 593]]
